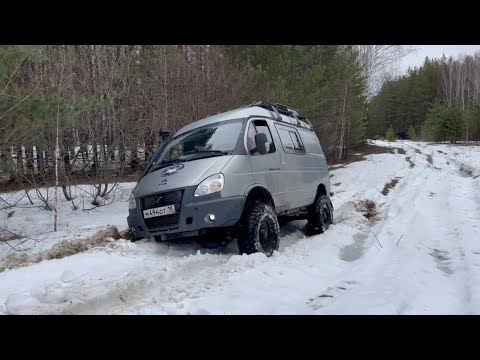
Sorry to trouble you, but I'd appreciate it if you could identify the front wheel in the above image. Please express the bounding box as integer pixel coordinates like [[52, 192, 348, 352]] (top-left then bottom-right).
[[307, 195, 333, 235], [122, 228, 142, 242], [237, 202, 280, 257]]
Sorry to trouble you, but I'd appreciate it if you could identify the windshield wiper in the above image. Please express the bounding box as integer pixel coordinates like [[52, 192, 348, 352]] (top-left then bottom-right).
[[149, 158, 185, 173], [182, 149, 229, 161], [184, 149, 228, 156]]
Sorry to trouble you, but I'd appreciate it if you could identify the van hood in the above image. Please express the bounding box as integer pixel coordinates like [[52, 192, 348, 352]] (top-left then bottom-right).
[[133, 155, 233, 197]]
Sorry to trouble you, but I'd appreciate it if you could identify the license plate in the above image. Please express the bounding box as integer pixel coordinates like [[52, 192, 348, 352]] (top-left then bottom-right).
[[143, 205, 176, 219]]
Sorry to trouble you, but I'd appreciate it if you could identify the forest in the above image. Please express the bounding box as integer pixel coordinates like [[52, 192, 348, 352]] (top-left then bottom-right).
[[0, 44, 416, 205], [368, 53, 480, 143]]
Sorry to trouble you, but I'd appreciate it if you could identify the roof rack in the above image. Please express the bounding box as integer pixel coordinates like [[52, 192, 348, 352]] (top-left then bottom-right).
[[243, 101, 313, 129]]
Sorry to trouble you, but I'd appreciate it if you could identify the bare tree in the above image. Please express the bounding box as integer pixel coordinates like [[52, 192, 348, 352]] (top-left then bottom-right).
[[356, 45, 414, 98]]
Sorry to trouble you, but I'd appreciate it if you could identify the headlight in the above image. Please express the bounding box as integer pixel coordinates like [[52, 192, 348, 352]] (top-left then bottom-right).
[[194, 173, 224, 197], [128, 193, 136, 209]]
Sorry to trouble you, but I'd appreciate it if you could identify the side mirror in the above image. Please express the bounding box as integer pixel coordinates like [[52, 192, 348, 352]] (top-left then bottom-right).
[[254, 133, 269, 155], [160, 127, 170, 141]]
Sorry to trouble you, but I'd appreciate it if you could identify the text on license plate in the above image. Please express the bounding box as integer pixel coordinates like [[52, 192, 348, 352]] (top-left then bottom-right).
[[143, 205, 176, 219]]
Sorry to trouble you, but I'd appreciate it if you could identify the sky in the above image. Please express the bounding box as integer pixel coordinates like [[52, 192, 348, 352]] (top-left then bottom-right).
[[398, 45, 480, 74]]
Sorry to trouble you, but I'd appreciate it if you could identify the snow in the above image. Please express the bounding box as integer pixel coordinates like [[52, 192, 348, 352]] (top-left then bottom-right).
[[0, 182, 135, 255], [61, 270, 75, 283], [1, 140, 480, 314], [5, 294, 38, 315]]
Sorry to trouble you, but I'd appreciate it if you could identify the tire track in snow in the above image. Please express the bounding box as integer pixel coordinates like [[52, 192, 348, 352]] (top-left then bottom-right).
[[7, 141, 480, 315], [28, 253, 231, 315], [315, 143, 480, 314], [17, 224, 326, 314]]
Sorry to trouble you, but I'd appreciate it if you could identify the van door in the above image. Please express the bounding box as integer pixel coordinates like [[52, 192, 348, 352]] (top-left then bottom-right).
[[274, 123, 311, 209], [298, 128, 330, 202], [246, 119, 286, 211]]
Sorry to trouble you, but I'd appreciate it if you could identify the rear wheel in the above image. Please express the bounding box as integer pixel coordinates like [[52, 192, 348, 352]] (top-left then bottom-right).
[[307, 194, 333, 235], [237, 202, 280, 256]]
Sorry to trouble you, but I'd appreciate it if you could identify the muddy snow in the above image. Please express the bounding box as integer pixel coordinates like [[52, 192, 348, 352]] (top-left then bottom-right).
[[1, 140, 479, 315]]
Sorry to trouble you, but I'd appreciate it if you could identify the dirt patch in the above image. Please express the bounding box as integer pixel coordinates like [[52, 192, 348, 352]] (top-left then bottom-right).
[[330, 143, 405, 166], [405, 157, 415, 168], [381, 177, 401, 196], [459, 164, 475, 178], [0, 225, 125, 272], [415, 149, 422, 154], [354, 200, 378, 221]]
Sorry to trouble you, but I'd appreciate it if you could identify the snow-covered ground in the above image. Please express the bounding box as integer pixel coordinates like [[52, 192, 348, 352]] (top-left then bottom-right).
[[1, 140, 479, 315]]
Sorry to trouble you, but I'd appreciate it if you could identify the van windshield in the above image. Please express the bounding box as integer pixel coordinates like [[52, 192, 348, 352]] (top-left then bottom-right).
[[150, 120, 242, 171]]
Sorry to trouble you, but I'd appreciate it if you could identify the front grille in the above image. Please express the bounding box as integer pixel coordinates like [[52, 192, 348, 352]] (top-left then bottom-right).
[[141, 190, 184, 229], [145, 214, 180, 229]]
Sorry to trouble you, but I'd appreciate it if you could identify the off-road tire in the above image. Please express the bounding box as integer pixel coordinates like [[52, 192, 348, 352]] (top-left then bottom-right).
[[237, 202, 280, 256], [307, 195, 333, 235]]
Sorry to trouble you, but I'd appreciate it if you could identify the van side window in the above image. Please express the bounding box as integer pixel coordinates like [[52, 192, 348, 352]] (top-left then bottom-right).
[[275, 124, 305, 154], [298, 129, 323, 155], [246, 120, 276, 154]]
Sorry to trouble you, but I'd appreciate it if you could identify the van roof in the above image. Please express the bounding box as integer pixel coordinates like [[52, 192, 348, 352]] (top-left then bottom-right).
[[174, 105, 313, 137]]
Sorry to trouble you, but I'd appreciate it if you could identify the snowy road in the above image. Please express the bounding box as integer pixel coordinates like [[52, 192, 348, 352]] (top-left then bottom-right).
[[1, 141, 479, 314]]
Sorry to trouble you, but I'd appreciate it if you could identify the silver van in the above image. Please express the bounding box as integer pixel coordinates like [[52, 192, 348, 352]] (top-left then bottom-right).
[[127, 102, 333, 256]]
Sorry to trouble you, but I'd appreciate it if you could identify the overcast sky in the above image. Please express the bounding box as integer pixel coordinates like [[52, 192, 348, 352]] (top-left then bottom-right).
[[398, 45, 480, 74]]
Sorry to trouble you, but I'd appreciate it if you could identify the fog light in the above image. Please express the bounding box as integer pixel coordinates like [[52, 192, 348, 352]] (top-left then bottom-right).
[[208, 214, 215, 221]]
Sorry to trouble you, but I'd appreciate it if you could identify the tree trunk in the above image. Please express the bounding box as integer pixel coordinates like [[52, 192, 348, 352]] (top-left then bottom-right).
[[338, 83, 348, 163]]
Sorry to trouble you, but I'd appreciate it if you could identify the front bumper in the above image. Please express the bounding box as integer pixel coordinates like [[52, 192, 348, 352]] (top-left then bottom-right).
[[127, 188, 246, 240]]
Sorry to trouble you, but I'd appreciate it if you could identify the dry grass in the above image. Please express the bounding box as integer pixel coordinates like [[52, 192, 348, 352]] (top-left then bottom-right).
[[381, 177, 401, 196], [426, 155, 433, 165], [0, 225, 126, 272], [0, 173, 141, 194], [426, 155, 441, 170], [0, 231, 21, 242]]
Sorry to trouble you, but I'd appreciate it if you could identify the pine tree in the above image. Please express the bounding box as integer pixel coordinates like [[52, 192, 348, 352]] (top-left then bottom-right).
[[407, 125, 416, 140], [385, 126, 396, 141]]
